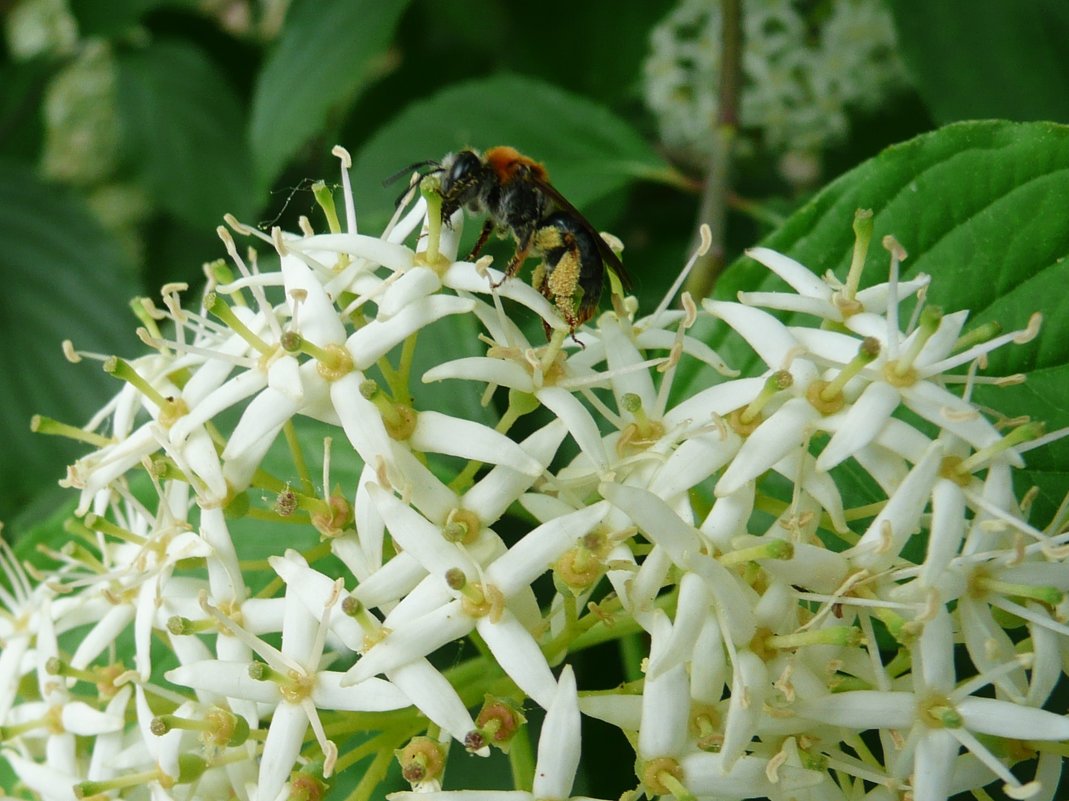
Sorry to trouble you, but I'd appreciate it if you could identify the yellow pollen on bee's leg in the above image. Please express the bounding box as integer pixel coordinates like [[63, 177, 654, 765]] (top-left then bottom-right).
[[547, 251, 582, 323]]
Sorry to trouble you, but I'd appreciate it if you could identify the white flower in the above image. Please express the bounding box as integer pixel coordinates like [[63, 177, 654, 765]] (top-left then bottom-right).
[[166, 573, 409, 801], [798, 609, 1069, 801]]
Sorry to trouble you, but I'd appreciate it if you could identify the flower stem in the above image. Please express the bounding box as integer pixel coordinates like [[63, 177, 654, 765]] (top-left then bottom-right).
[[509, 726, 536, 792], [683, 0, 741, 301]]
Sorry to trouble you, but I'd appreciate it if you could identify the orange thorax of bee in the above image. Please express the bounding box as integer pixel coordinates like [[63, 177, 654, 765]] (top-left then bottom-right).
[[484, 146, 549, 185]]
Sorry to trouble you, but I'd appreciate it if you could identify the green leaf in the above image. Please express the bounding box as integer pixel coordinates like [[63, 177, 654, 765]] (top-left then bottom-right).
[[249, 0, 410, 187], [888, 0, 1069, 124], [689, 120, 1069, 525], [116, 41, 255, 227], [70, 0, 193, 37], [349, 73, 673, 233], [0, 60, 49, 162], [0, 162, 139, 526]]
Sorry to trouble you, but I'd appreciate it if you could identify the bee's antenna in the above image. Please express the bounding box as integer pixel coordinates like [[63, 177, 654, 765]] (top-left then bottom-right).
[[382, 160, 442, 187]]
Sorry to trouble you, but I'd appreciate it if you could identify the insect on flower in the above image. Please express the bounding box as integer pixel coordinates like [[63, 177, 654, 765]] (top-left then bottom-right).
[[390, 147, 633, 331]]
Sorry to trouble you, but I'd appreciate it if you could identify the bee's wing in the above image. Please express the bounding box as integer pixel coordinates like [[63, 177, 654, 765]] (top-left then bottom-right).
[[530, 176, 634, 291]]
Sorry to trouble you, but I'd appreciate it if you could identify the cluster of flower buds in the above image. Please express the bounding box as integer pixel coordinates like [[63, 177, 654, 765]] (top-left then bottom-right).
[[644, 0, 907, 181], [3, 147, 1066, 801]]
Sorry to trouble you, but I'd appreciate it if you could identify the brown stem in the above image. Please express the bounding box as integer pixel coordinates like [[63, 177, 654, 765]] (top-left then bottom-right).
[[684, 0, 743, 301]]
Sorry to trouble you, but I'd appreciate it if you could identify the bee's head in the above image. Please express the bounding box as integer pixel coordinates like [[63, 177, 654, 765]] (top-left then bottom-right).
[[438, 149, 488, 215]]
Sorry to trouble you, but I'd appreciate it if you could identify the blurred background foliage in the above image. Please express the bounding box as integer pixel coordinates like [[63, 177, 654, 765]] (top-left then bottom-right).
[[2, 0, 1069, 537]]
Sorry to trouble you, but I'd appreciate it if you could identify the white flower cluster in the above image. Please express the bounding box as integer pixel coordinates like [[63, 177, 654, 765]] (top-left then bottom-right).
[[643, 0, 906, 173], [3, 151, 1068, 801]]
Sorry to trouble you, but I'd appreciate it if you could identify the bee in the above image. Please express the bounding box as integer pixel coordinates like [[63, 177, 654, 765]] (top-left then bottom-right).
[[395, 146, 633, 331]]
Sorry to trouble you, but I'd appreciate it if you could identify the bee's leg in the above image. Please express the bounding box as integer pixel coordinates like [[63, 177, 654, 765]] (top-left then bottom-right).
[[490, 235, 533, 289], [467, 219, 495, 261]]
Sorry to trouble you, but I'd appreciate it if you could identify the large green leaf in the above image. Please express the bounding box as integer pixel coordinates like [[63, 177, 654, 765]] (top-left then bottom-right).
[[0, 162, 138, 527], [686, 121, 1069, 524], [116, 41, 255, 227], [349, 73, 675, 233], [249, 0, 410, 187], [888, 0, 1069, 124]]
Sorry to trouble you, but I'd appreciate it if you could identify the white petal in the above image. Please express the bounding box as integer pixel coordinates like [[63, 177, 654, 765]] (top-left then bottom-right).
[[170, 369, 267, 445], [716, 397, 820, 496], [388, 660, 480, 748], [902, 381, 1017, 464], [600, 483, 700, 567], [910, 727, 962, 799], [797, 689, 915, 729], [662, 376, 765, 433], [476, 612, 557, 709], [462, 420, 567, 523], [61, 700, 124, 735], [853, 441, 911, 495], [537, 387, 608, 470], [349, 296, 475, 368], [917, 609, 955, 694], [914, 309, 969, 367], [353, 552, 427, 610], [487, 501, 610, 597], [817, 381, 901, 471], [281, 254, 346, 345], [266, 354, 303, 404], [771, 448, 848, 533], [959, 696, 1069, 740], [854, 274, 930, 312], [649, 430, 739, 498], [293, 232, 415, 271], [388, 445, 458, 524], [577, 693, 643, 730], [256, 702, 307, 801], [313, 674, 410, 711], [330, 371, 393, 465], [180, 424, 228, 504], [700, 483, 754, 549], [646, 573, 707, 679], [383, 574, 457, 629], [423, 356, 534, 390], [532, 666, 581, 800], [720, 649, 767, 767], [919, 479, 966, 589], [738, 291, 838, 318], [344, 601, 471, 684], [600, 315, 657, 414], [134, 579, 156, 681], [959, 598, 1026, 701], [2, 751, 79, 800], [680, 751, 825, 798], [690, 615, 726, 704], [166, 660, 281, 704], [746, 247, 831, 299], [389, 793, 528, 801], [222, 381, 300, 462], [703, 299, 801, 369], [410, 411, 542, 476], [849, 440, 943, 570], [72, 605, 134, 670], [378, 266, 441, 318], [638, 612, 690, 759], [634, 327, 736, 377], [368, 484, 477, 578], [763, 540, 849, 595], [442, 261, 567, 331], [200, 506, 245, 604], [1026, 608, 1063, 707]]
